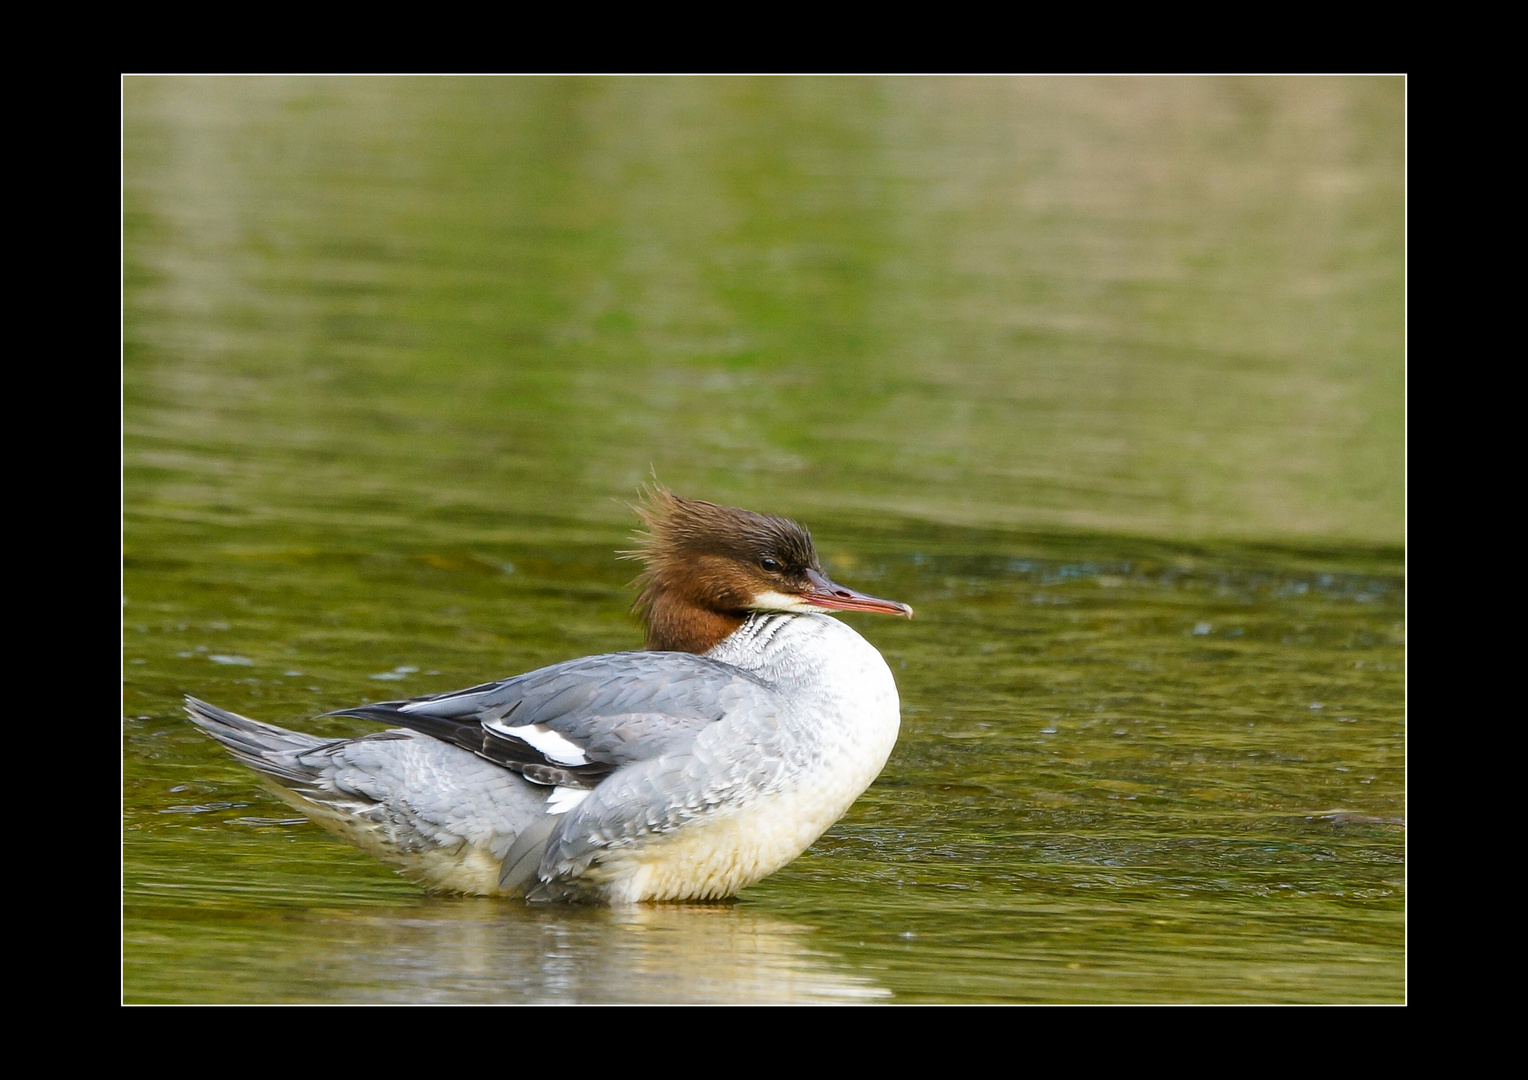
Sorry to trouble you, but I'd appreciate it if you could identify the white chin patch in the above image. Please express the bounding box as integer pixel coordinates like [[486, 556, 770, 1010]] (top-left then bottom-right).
[[748, 589, 817, 614]]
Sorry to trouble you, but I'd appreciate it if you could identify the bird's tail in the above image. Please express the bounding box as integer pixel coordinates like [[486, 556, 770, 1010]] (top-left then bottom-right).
[[184, 696, 337, 794]]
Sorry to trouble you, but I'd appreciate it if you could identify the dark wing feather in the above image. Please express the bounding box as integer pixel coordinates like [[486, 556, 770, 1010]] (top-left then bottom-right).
[[331, 704, 617, 787], [328, 651, 782, 789]]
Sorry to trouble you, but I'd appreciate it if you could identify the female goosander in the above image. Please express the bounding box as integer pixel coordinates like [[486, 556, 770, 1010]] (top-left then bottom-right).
[[187, 489, 913, 904]]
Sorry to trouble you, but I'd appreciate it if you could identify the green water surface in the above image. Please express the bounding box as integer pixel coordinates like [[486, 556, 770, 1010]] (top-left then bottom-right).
[[124, 76, 1404, 1003]]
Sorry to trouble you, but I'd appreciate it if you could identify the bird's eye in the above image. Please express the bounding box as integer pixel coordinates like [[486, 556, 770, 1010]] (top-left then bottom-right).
[[760, 557, 780, 572]]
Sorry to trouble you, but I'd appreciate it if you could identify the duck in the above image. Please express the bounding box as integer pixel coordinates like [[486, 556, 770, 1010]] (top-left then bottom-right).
[[186, 488, 913, 903]]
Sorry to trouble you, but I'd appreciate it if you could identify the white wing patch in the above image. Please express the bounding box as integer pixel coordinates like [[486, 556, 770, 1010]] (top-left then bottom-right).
[[485, 720, 590, 766], [545, 786, 591, 815]]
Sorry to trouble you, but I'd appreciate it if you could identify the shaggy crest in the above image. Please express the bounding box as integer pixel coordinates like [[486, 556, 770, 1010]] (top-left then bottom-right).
[[624, 486, 821, 652]]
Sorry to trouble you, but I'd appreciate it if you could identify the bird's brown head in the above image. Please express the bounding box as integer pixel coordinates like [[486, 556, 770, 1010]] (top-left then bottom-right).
[[626, 487, 912, 653]]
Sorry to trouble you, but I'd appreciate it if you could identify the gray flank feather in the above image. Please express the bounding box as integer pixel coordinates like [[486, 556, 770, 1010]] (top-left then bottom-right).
[[499, 816, 561, 892]]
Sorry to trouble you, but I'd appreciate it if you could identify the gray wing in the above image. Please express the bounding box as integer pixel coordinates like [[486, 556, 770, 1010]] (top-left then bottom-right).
[[331, 650, 784, 789]]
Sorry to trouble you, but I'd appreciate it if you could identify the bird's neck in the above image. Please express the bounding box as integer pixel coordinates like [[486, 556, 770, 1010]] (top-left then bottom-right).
[[642, 591, 748, 654]]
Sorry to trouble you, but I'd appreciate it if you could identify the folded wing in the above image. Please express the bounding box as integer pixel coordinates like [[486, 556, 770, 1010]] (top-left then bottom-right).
[[329, 650, 783, 791]]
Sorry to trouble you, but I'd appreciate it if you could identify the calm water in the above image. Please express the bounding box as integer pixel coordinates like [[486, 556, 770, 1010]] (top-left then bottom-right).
[[123, 77, 1405, 1003]]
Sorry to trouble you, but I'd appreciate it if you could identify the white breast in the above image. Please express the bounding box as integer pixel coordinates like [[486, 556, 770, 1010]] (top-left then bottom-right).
[[591, 613, 901, 902]]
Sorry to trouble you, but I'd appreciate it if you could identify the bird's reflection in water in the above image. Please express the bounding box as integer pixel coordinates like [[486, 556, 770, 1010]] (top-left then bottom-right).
[[262, 899, 890, 1004]]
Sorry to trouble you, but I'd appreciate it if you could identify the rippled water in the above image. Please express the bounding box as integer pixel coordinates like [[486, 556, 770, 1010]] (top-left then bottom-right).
[[124, 77, 1404, 1003]]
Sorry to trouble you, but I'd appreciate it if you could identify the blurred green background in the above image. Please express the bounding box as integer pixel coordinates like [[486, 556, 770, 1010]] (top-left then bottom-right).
[[125, 76, 1401, 544]]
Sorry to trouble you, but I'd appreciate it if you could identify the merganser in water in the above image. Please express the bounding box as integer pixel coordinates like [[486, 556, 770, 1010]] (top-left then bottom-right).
[[186, 489, 913, 903]]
